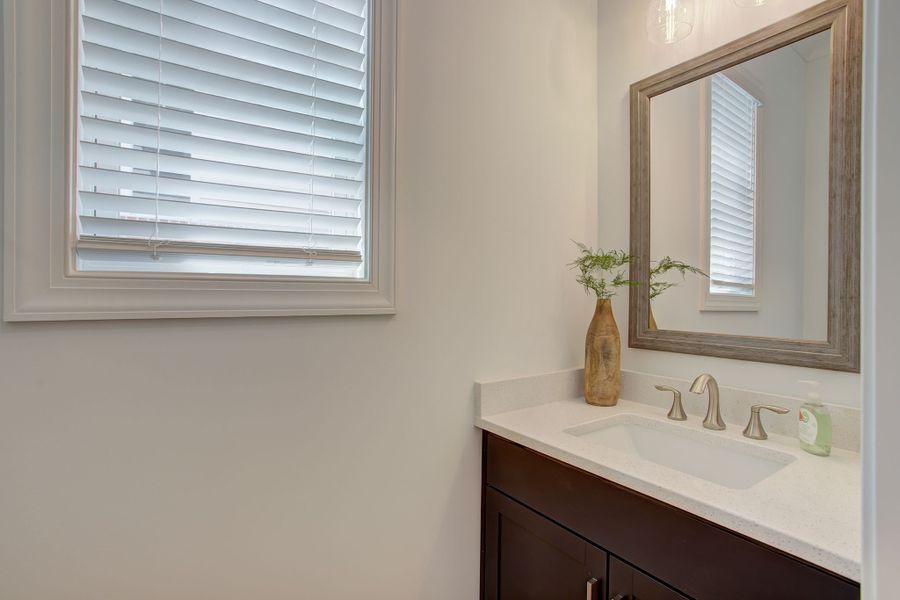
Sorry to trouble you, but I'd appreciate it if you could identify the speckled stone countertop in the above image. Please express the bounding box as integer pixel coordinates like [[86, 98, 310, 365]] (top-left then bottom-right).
[[475, 369, 861, 581]]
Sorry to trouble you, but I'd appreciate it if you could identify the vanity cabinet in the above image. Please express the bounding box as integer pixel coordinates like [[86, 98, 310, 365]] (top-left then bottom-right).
[[608, 557, 688, 600], [484, 489, 607, 600], [480, 433, 860, 600]]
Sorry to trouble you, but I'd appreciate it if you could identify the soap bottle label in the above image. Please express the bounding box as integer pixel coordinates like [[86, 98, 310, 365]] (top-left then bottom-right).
[[799, 408, 818, 444]]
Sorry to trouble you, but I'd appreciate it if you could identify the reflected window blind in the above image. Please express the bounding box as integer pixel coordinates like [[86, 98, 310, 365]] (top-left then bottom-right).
[[76, 0, 369, 278], [708, 73, 759, 297]]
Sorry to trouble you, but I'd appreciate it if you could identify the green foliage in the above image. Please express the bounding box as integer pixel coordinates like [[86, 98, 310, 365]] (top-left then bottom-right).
[[649, 256, 707, 299], [569, 242, 637, 299]]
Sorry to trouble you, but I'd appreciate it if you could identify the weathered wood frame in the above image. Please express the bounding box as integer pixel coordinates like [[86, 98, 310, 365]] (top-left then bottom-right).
[[629, 0, 862, 372]]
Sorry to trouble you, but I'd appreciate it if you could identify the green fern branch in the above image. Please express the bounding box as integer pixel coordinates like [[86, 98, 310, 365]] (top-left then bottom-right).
[[649, 256, 708, 299], [569, 242, 637, 300]]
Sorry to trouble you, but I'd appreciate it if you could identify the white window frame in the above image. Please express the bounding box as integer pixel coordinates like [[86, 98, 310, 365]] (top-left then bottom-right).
[[3, 0, 396, 321], [699, 71, 762, 313]]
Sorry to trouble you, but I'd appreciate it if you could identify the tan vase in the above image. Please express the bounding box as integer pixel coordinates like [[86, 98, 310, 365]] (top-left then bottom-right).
[[584, 298, 621, 406], [648, 303, 658, 331]]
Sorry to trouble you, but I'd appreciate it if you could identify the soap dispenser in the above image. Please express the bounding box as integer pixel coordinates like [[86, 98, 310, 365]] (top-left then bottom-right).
[[798, 380, 832, 456]]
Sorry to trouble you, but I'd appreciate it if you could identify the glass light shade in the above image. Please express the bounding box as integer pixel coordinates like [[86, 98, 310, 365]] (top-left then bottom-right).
[[734, 0, 768, 6], [647, 0, 695, 45]]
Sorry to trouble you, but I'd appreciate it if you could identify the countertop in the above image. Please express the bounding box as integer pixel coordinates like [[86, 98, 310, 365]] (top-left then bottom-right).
[[475, 390, 861, 581]]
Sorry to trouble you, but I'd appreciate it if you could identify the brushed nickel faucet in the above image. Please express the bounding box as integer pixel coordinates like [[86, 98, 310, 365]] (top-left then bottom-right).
[[690, 373, 725, 430], [654, 384, 686, 421], [742, 404, 790, 440]]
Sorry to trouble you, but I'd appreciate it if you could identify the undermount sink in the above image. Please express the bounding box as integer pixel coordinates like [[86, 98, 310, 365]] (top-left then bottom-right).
[[564, 414, 795, 489]]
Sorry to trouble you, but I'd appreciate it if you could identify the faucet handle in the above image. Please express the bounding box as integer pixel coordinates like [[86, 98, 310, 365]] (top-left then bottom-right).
[[742, 404, 790, 440], [655, 384, 686, 421]]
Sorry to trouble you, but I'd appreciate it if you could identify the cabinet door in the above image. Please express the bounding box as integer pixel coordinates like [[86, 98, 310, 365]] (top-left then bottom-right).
[[484, 489, 607, 600], [608, 556, 690, 600]]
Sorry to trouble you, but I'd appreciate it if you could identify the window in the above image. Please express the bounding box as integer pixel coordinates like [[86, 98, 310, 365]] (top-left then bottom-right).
[[3, 0, 395, 320], [706, 73, 760, 304], [76, 0, 370, 279]]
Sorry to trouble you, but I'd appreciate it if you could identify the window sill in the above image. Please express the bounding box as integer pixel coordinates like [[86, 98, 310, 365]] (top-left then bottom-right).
[[700, 296, 760, 312]]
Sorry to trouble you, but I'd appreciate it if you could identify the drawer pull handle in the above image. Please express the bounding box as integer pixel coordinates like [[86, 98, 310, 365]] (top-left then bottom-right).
[[586, 577, 598, 600], [609, 595, 626, 600]]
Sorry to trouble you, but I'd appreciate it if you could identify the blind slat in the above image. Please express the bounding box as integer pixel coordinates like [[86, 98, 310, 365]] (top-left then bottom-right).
[[80, 141, 364, 197], [710, 182, 755, 215], [82, 91, 364, 160], [99, 0, 367, 66], [81, 42, 365, 117], [191, 0, 366, 50], [80, 190, 361, 232], [81, 68, 364, 143], [710, 138, 755, 175], [81, 166, 362, 215], [102, 0, 367, 43], [710, 216, 755, 242], [81, 116, 365, 177], [82, 8, 366, 89], [79, 215, 362, 251], [260, 0, 366, 33]]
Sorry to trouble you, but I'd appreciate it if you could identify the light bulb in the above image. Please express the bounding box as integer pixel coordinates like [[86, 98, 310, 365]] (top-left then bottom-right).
[[647, 0, 695, 45], [734, 0, 768, 6]]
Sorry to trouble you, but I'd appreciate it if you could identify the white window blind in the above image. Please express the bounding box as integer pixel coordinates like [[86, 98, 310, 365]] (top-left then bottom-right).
[[75, 0, 370, 279], [708, 73, 760, 297]]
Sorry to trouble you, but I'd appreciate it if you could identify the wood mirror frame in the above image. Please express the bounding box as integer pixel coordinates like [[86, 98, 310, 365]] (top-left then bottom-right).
[[628, 0, 862, 372]]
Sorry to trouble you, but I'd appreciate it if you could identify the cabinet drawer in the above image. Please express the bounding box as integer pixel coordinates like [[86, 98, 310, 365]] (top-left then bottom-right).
[[484, 433, 859, 600]]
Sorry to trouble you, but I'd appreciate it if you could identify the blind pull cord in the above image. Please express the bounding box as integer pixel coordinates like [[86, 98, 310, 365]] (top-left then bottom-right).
[[150, 0, 164, 260], [307, 1, 320, 266]]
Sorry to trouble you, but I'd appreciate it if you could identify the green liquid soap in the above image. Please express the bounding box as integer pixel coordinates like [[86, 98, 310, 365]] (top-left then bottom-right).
[[798, 380, 832, 456]]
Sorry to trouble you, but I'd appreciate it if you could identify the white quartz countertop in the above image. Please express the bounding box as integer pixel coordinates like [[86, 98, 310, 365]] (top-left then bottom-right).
[[475, 393, 861, 581]]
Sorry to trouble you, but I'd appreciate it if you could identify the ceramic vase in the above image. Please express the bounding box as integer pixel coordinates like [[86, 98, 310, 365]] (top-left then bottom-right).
[[584, 299, 620, 406]]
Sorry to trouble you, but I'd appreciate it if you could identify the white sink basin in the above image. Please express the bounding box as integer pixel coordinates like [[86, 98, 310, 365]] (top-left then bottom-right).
[[565, 414, 795, 489]]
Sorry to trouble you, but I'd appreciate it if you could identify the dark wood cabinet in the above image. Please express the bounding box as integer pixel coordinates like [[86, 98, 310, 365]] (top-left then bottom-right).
[[481, 432, 860, 600], [484, 488, 607, 600], [608, 557, 688, 600]]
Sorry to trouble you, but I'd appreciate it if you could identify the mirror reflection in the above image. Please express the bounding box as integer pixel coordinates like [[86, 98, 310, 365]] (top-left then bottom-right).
[[650, 30, 831, 341]]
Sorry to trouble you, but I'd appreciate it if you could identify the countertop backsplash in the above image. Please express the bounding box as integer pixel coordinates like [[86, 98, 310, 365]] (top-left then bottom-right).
[[477, 368, 860, 452]]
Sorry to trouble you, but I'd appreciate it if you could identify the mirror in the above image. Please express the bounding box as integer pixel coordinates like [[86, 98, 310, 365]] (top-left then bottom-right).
[[651, 31, 830, 340], [629, 0, 861, 372]]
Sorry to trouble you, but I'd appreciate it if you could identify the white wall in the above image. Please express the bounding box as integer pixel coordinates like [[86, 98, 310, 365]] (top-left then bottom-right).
[[803, 54, 830, 340], [0, 1, 599, 598], [863, 0, 900, 596], [597, 0, 861, 408]]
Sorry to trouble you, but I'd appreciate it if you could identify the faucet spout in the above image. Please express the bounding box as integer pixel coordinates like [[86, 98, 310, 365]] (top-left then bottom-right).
[[690, 373, 725, 430]]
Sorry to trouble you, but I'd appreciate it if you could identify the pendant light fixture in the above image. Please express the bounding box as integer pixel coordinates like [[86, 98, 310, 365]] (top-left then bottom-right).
[[647, 0, 696, 45]]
